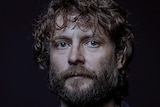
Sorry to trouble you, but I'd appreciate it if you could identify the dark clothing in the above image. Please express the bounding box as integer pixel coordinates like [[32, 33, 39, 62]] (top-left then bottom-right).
[[121, 100, 130, 107]]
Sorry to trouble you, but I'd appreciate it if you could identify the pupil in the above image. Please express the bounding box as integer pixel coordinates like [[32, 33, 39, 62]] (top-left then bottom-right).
[[61, 43, 65, 47], [91, 41, 95, 45]]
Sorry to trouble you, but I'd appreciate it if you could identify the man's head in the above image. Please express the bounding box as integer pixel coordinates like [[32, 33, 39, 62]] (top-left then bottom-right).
[[33, 0, 134, 106]]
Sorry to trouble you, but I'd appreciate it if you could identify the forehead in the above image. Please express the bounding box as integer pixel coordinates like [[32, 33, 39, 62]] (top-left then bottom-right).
[[55, 13, 93, 29], [55, 14, 108, 38]]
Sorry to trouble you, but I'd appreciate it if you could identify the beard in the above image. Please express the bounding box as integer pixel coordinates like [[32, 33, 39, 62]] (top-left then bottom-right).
[[49, 55, 118, 107]]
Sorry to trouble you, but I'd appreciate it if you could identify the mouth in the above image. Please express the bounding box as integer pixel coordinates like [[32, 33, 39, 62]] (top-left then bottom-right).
[[64, 74, 94, 90], [65, 74, 93, 80]]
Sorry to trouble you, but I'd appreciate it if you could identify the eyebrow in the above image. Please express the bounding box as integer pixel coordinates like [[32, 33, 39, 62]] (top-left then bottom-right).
[[52, 35, 72, 41], [51, 34, 106, 43]]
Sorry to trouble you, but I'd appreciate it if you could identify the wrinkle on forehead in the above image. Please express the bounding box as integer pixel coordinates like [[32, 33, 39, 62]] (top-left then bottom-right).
[[54, 13, 109, 40], [55, 11, 94, 29]]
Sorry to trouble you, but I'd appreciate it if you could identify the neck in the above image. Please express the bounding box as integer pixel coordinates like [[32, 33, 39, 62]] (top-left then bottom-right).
[[60, 99, 120, 107]]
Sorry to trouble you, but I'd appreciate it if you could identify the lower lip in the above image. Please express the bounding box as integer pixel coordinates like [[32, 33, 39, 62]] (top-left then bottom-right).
[[73, 76, 83, 79], [68, 76, 88, 80]]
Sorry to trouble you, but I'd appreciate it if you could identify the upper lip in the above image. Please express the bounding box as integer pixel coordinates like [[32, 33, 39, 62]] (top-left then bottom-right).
[[65, 74, 91, 79]]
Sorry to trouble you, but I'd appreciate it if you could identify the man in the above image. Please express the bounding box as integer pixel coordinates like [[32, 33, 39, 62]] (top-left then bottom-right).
[[33, 0, 134, 107]]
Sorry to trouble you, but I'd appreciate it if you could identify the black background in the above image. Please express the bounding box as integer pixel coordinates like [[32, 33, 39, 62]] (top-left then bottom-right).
[[1, 0, 160, 107]]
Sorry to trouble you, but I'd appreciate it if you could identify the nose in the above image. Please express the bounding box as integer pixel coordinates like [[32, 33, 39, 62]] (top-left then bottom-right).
[[68, 45, 85, 65]]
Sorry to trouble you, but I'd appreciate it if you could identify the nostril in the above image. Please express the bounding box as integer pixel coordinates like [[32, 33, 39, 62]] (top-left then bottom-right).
[[68, 60, 77, 65], [68, 46, 85, 65], [68, 53, 85, 65], [68, 55, 77, 65], [68, 58, 85, 65]]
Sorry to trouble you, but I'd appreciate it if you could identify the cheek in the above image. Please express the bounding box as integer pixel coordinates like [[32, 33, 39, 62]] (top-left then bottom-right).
[[50, 51, 69, 72], [84, 48, 114, 72], [85, 52, 105, 71]]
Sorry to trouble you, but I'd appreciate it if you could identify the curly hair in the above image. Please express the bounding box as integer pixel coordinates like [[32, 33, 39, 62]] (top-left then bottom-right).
[[33, 0, 134, 98]]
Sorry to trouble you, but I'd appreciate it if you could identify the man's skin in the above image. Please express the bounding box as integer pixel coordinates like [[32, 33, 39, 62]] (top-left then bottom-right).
[[33, 0, 134, 106], [49, 14, 124, 107]]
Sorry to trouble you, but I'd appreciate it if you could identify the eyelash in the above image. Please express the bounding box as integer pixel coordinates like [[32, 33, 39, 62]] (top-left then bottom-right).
[[55, 41, 70, 49], [53, 39, 100, 49], [85, 40, 100, 48]]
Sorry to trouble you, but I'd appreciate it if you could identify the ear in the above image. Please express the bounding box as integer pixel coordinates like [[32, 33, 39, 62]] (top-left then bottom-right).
[[116, 52, 126, 69]]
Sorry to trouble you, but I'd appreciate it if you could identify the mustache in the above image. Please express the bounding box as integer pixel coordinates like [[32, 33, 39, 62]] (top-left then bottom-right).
[[57, 65, 97, 80]]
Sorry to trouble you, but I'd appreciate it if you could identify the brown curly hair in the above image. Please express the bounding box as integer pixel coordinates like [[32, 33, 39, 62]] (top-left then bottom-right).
[[33, 0, 134, 98]]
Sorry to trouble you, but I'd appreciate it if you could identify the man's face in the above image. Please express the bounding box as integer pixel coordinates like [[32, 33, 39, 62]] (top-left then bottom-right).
[[49, 15, 121, 106]]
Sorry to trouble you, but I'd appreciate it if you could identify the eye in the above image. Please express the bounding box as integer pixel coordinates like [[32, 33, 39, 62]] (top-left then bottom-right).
[[55, 41, 69, 49], [85, 40, 100, 48]]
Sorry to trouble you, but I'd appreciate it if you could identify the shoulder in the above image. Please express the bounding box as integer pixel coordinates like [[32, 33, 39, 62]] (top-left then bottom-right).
[[121, 100, 130, 107]]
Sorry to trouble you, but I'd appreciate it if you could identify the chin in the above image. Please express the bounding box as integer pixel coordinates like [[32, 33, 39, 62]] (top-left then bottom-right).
[[64, 77, 94, 92]]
